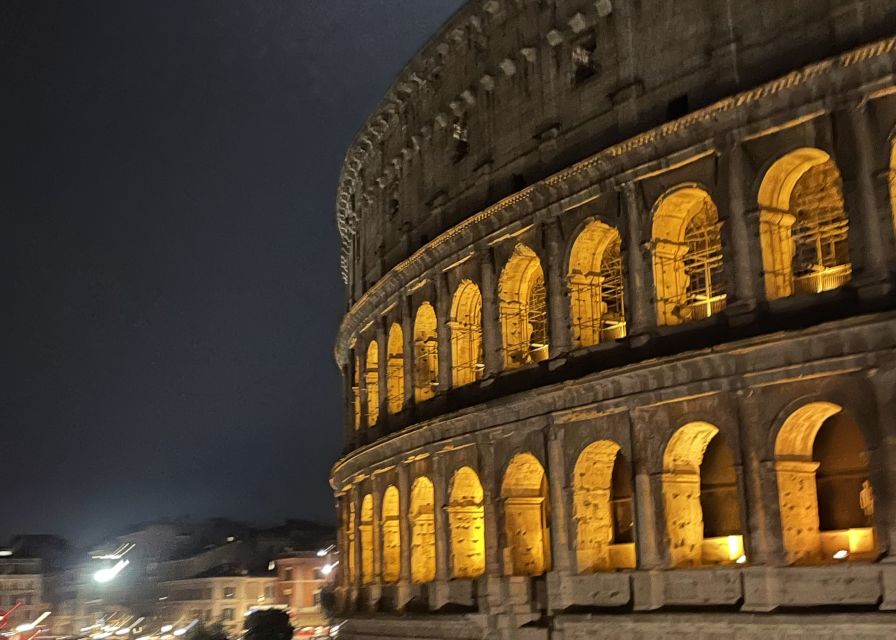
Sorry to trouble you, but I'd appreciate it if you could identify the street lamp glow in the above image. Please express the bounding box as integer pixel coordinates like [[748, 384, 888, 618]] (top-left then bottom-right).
[[159, 625, 173, 634], [94, 559, 129, 583], [320, 561, 339, 576]]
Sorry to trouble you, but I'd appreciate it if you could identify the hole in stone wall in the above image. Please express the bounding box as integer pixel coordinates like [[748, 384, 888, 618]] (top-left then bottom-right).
[[666, 94, 690, 120]]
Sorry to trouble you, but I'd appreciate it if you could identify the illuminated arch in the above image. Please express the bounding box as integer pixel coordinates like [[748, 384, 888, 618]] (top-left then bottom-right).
[[449, 280, 484, 386], [447, 466, 485, 578], [359, 494, 374, 584], [573, 440, 636, 573], [381, 485, 401, 583], [652, 187, 726, 325], [386, 324, 404, 414], [409, 476, 436, 583], [352, 354, 361, 431], [758, 148, 851, 300], [413, 303, 439, 403], [500, 453, 551, 576], [662, 423, 743, 567], [365, 342, 379, 427], [344, 500, 356, 584], [498, 244, 549, 368], [890, 144, 896, 234], [774, 402, 875, 565], [567, 221, 626, 348]]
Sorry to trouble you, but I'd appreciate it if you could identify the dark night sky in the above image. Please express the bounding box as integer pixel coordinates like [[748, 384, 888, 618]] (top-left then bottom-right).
[[1, 1, 464, 545]]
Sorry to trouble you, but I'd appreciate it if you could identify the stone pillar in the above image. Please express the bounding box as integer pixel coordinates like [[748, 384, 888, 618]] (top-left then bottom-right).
[[479, 247, 503, 376], [432, 454, 451, 581], [867, 365, 896, 561], [341, 363, 354, 446], [833, 105, 891, 296], [775, 460, 822, 566], [544, 217, 571, 356], [545, 424, 573, 574], [376, 320, 388, 430], [435, 273, 453, 392], [629, 413, 662, 570], [400, 296, 415, 410], [621, 183, 653, 340], [479, 438, 502, 576], [352, 486, 363, 601], [721, 141, 760, 314], [396, 463, 412, 607]]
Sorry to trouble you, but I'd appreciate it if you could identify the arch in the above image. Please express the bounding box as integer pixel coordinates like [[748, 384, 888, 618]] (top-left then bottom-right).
[[352, 354, 361, 431], [567, 221, 626, 348], [651, 187, 726, 325], [344, 500, 356, 584], [450, 280, 484, 386], [889, 143, 896, 236], [359, 494, 374, 584], [573, 440, 636, 572], [365, 342, 379, 427], [447, 466, 486, 578], [500, 453, 551, 576], [386, 323, 405, 414], [758, 148, 851, 300], [381, 485, 401, 583], [774, 401, 875, 564], [413, 303, 439, 403], [662, 422, 743, 567], [409, 476, 436, 583], [498, 244, 549, 368]]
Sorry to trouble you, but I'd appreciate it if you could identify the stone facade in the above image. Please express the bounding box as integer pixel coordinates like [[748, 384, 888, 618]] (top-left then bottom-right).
[[330, 1, 896, 637]]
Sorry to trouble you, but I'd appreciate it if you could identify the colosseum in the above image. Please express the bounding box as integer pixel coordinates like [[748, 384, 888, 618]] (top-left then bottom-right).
[[329, 1, 896, 637]]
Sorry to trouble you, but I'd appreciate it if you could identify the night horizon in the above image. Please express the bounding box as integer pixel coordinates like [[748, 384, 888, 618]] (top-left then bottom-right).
[[3, 0, 465, 546]]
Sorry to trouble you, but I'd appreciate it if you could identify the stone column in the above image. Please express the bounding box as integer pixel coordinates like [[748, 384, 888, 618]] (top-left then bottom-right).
[[435, 272, 453, 392], [479, 438, 502, 577], [351, 486, 363, 605], [341, 363, 354, 446], [356, 337, 370, 442], [432, 454, 451, 581], [867, 365, 896, 561], [376, 320, 388, 431], [833, 105, 891, 296], [397, 463, 412, 607], [721, 141, 760, 314], [479, 247, 503, 376], [544, 217, 571, 356], [545, 424, 573, 574], [621, 184, 653, 340], [400, 295, 415, 410]]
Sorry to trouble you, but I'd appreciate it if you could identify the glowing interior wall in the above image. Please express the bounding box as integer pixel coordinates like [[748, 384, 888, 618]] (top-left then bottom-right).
[[386, 324, 405, 415], [360, 494, 374, 584], [381, 485, 401, 583], [450, 280, 484, 386], [447, 466, 486, 578], [500, 453, 551, 576], [413, 303, 439, 403], [409, 476, 436, 583], [498, 244, 549, 369], [365, 341, 379, 427]]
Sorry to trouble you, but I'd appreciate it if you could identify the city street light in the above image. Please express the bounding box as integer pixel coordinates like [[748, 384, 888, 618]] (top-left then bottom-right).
[[94, 559, 129, 583]]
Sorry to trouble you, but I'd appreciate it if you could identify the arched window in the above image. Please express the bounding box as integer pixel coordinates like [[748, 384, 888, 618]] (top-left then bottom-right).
[[890, 145, 896, 234], [501, 453, 551, 576], [662, 423, 743, 567], [413, 303, 439, 403], [352, 354, 361, 431], [365, 342, 379, 427], [567, 222, 626, 348], [775, 402, 875, 565], [344, 500, 356, 584], [409, 476, 436, 583], [386, 324, 404, 414], [381, 486, 401, 583], [450, 280, 484, 386], [498, 244, 549, 368], [360, 494, 374, 584], [758, 148, 851, 300], [447, 466, 485, 578], [652, 187, 726, 326], [573, 441, 636, 573]]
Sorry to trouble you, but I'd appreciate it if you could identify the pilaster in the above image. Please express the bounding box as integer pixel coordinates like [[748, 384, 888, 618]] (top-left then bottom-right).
[[479, 247, 503, 376], [544, 217, 571, 356], [621, 183, 653, 341]]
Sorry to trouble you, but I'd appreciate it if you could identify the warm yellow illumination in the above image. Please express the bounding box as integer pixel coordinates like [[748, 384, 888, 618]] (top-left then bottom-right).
[[381, 485, 401, 583], [573, 440, 635, 572], [449, 280, 484, 386], [652, 187, 726, 326], [498, 244, 549, 368], [567, 221, 626, 348], [409, 476, 436, 583], [447, 466, 486, 578], [890, 145, 896, 235], [344, 501, 356, 583], [500, 453, 551, 576], [758, 148, 851, 300], [413, 303, 439, 403], [359, 494, 374, 584], [365, 342, 379, 427], [352, 355, 361, 431], [386, 324, 404, 414]]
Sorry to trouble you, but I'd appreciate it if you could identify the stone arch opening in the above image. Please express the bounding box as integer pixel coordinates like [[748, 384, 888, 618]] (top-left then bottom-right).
[[890, 143, 896, 237], [409, 476, 436, 583], [498, 244, 549, 368], [652, 187, 726, 326], [572, 440, 636, 573], [449, 280, 484, 387], [413, 303, 439, 403], [758, 148, 851, 300], [381, 485, 401, 583], [447, 466, 486, 578], [567, 221, 627, 348], [365, 342, 379, 427], [775, 401, 876, 565], [386, 324, 405, 414], [344, 499, 356, 584], [352, 353, 361, 431], [662, 422, 743, 567], [360, 494, 374, 584], [500, 453, 551, 576]]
